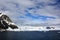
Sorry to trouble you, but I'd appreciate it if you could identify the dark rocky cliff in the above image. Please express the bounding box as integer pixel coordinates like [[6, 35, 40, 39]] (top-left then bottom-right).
[[0, 13, 18, 30]]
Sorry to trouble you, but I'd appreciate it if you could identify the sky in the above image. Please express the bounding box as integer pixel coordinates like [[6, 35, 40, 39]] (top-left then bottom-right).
[[0, 0, 60, 26]]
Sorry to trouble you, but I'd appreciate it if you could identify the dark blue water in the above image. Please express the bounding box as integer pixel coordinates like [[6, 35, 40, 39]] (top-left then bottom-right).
[[0, 31, 60, 40]]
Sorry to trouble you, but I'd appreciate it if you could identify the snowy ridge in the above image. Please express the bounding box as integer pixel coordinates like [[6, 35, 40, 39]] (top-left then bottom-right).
[[0, 12, 18, 30], [0, 13, 4, 17], [4, 20, 15, 25]]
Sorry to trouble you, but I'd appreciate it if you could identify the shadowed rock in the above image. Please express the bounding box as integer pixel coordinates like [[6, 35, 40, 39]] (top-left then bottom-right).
[[0, 20, 8, 29], [1, 15, 12, 22], [8, 24, 18, 29], [0, 13, 18, 30]]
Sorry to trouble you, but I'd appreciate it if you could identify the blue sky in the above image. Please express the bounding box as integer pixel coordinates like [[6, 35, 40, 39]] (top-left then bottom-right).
[[0, 0, 60, 26]]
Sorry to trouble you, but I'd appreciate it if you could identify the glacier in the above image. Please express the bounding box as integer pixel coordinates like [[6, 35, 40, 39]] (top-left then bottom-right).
[[7, 26, 60, 32]]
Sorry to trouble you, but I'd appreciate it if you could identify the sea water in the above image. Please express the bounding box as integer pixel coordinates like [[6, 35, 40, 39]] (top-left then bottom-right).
[[0, 31, 60, 40]]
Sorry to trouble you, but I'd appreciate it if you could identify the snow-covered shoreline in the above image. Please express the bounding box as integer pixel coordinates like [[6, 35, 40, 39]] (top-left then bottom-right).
[[5, 26, 60, 32]]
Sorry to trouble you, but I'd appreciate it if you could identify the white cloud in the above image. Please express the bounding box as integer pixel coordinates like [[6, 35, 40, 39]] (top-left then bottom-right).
[[0, 0, 60, 26]]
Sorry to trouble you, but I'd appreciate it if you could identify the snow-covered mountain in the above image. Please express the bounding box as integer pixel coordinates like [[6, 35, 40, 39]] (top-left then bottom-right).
[[0, 13, 60, 32], [0, 13, 18, 31]]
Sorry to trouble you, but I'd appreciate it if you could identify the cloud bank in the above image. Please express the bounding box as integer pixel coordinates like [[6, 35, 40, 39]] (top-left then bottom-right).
[[0, 0, 60, 26]]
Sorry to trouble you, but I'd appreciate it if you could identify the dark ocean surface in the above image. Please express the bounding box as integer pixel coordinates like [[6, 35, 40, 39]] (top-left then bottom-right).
[[0, 30, 60, 40]]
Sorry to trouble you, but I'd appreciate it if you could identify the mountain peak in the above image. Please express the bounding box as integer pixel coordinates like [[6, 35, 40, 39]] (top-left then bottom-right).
[[0, 12, 18, 31]]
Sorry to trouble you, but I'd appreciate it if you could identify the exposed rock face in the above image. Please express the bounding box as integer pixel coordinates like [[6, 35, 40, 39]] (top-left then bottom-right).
[[0, 13, 18, 30], [1, 15, 12, 22]]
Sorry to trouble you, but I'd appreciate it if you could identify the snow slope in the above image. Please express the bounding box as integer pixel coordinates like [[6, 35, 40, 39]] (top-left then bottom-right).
[[7, 26, 60, 31]]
